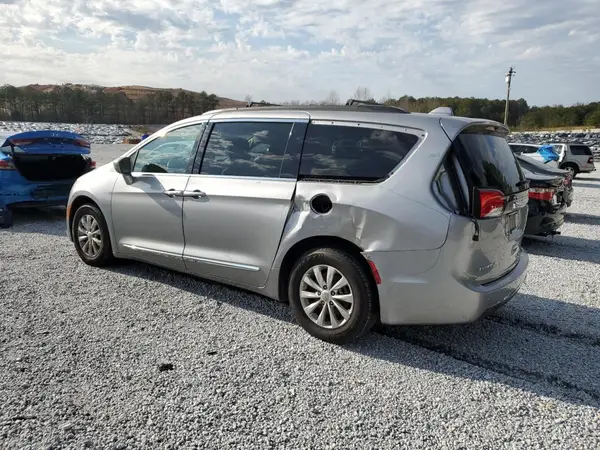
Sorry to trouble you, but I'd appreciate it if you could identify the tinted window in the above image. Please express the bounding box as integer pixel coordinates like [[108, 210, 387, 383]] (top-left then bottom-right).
[[299, 124, 418, 181], [453, 127, 527, 195], [133, 123, 205, 174], [570, 145, 592, 156], [200, 122, 300, 178]]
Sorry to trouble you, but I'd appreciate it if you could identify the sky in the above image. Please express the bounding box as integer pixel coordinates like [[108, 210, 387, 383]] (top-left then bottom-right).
[[0, 0, 599, 106]]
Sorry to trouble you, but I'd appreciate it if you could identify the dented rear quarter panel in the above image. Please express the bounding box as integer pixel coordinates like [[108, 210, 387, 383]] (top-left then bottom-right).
[[271, 118, 457, 270]]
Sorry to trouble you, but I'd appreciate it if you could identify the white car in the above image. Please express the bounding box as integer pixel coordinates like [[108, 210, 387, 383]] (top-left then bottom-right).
[[508, 143, 559, 169]]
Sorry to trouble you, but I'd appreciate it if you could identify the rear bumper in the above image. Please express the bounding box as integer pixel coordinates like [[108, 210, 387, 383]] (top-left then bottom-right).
[[365, 248, 528, 326], [525, 202, 566, 236], [580, 165, 596, 173], [1, 181, 74, 208]]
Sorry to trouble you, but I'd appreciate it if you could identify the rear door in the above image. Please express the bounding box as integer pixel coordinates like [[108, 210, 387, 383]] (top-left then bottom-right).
[[447, 124, 529, 284], [181, 115, 308, 287]]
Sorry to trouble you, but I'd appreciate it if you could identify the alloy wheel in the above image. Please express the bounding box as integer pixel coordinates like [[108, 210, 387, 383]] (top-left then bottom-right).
[[77, 214, 103, 258], [299, 264, 354, 329]]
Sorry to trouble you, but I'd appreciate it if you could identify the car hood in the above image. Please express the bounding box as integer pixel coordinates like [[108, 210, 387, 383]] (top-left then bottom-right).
[[0, 130, 91, 155]]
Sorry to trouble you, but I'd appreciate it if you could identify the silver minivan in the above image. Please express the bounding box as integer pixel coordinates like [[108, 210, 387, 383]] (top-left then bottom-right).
[[67, 102, 529, 344]]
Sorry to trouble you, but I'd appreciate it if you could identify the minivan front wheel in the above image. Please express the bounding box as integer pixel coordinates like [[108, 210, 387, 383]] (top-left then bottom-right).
[[288, 248, 377, 344], [72, 204, 114, 267]]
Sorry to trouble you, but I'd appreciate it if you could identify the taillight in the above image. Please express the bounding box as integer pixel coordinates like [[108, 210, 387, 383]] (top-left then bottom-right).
[[475, 188, 506, 219], [10, 138, 35, 147], [74, 138, 91, 148], [529, 187, 554, 201], [588, 157, 594, 164], [90, 160, 97, 169], [0, 159, 15, 170]]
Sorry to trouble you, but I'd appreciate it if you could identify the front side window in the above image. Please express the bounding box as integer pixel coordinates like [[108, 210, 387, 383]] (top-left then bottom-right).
[[132, 123, 205, 174], [298, 124, 419, 181], [200, 122, 299, 178]]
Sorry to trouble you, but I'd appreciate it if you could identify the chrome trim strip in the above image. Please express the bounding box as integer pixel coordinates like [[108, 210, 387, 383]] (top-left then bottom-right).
[[122, 244, 183, 260], [183, 255, 261, 272]]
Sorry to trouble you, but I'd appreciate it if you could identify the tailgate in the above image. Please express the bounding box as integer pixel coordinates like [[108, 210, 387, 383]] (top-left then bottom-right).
[[447, 123, 530, 284]]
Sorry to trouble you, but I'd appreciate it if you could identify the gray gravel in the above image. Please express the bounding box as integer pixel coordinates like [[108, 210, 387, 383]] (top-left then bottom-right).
[[1, 145, 600, 449]]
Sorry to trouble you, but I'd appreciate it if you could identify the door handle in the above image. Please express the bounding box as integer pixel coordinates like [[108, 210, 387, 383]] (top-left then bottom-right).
[[182, 189, 206, 199], [163, 189, 183, 198]]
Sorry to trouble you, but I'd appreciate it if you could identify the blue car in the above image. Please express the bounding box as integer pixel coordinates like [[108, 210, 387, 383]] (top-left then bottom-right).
[[0, 130, 95, 228]]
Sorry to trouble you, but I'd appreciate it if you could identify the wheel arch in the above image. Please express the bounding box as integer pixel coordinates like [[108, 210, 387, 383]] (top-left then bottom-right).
[[560, 161, 580, 171], [277, 235, 380, 310], [68, 195, 106, 241]]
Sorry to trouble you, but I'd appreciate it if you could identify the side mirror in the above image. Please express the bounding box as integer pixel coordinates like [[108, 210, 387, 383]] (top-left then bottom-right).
[[114, 156, 132, 175]]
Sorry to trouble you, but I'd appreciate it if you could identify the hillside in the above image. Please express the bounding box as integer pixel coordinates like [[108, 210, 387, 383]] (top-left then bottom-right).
[[0, 83, 238, 125], [20, 83, 246, 109]]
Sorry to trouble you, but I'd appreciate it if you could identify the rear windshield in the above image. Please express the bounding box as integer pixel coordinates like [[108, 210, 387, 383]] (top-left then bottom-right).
[[570, 145, 592, 156], [453, 126, 527, 195]]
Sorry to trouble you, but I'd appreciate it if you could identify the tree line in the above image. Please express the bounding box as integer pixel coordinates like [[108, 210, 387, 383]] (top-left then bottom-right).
[[0, 84, 219, 125], [2, 83, 599, 129], [277, 87, 600, 129]]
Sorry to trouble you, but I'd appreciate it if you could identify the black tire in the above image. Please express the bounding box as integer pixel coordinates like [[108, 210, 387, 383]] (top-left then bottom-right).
[[561, 163, 579, 178], [288, 248, 378, 345], [71, 203, 114, 267]]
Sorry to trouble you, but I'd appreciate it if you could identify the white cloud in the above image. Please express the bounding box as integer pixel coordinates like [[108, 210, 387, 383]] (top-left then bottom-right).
[[0, 0, 598, 105]]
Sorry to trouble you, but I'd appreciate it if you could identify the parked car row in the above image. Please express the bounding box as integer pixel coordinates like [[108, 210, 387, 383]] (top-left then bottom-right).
[[509, 142, 584, 237], [509, 141, 596, 177]]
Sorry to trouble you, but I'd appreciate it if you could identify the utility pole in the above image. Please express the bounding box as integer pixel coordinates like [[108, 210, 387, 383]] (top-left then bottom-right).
[[504, 66, 516, 126]]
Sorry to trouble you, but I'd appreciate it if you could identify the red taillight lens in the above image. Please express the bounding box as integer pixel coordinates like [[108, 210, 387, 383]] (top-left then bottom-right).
[[529, 187, 554, 201], [90, 160, 97, 168], [74, 138, 91, 148], [0, 159, 15, 170], [10, 139, 35, 147], [476, 189, 506, 218], [588, 157, 594, 164]]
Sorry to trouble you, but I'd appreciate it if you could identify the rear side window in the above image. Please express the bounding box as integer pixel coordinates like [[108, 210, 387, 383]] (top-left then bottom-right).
[[453, 126, 527, 195], [570, 145, 592, 156], [299, 124, 419, 181]]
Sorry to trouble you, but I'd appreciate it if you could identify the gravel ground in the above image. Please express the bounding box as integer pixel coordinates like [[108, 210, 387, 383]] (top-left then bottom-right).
[[1, 145, 600, 449]]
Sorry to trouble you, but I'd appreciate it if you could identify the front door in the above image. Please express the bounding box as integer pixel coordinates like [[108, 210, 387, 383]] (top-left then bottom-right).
[[111, 122, 206, 271], [181, 117, 308, 287]]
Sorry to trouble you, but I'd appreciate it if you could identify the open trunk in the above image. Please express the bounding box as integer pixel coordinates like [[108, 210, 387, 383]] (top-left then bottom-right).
[[1, 130, 93, 182], [441, 122, 530, 285], [12, 154, 89, 182]]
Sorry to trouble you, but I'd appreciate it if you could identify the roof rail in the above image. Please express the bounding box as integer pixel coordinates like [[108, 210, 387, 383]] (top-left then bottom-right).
[[343, 98, 409, 114], [345, 98, 381, 106], [429, 106, 454, 116], [246, 101, 282, 107]]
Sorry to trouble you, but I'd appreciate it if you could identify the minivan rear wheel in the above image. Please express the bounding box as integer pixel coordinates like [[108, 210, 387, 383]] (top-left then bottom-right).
[[72, 204, 114, 267], [288, 248, 377, 344]]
